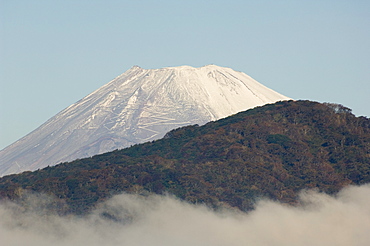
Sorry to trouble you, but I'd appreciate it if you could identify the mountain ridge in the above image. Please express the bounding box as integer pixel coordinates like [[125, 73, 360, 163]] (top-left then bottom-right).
[[0, 65, 290, 176], [0, 100, 369, 214]]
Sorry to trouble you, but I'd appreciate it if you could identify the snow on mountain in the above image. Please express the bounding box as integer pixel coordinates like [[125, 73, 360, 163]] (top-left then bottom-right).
[[0, 65, 290, 176]]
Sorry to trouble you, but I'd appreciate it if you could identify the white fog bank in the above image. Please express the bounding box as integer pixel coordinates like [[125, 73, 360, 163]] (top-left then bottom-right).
[[1, 184, 370, 246]]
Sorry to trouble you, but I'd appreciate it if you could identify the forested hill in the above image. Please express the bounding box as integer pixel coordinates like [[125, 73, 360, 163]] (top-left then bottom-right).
[[0, 100, 369, 214]]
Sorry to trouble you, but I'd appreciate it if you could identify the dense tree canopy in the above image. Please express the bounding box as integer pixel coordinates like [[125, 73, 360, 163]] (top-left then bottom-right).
[[0, 100, 369, 214]]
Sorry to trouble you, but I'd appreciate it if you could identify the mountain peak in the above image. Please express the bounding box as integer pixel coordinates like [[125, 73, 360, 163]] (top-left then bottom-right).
[[136, 64, 229, 72], [0, 65, 290, 176], [131, 65, 142, 69]]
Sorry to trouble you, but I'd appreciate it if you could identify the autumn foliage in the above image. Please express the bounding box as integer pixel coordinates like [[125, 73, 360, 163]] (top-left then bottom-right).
[[0, 100, 369, 214]]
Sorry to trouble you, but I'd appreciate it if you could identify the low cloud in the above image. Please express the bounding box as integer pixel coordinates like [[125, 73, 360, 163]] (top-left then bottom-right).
[[1, 184, 370, 246]]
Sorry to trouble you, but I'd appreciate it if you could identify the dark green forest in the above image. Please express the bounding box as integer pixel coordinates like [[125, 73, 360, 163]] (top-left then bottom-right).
[[0, 100, 369, 214]]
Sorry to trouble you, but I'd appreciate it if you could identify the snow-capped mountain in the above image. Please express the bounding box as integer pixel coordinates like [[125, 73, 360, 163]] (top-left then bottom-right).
[[0, 65, 290, 176]]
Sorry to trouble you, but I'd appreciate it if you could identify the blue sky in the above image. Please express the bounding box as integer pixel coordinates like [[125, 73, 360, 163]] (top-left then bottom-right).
[[1, 0, 369, 150]]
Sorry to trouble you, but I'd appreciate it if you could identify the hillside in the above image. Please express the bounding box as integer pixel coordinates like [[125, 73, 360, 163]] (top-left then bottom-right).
[[0, 64, 289, 177], [0, 100, 369, 214]]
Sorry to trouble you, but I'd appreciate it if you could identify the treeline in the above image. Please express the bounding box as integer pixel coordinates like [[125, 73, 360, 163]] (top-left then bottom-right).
[[0, 100, 369, 214]]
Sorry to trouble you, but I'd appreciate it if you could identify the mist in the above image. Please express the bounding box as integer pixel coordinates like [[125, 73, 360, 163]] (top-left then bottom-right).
[[1, 184, 370, 246]]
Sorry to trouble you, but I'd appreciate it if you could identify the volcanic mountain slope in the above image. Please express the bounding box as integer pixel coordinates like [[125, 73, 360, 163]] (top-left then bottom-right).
[[0, 65, 289, 176], [0, 100, 369, 214]]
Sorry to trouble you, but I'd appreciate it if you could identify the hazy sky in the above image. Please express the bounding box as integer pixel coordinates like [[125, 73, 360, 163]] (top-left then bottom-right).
[[1, 0, 369, 150]]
